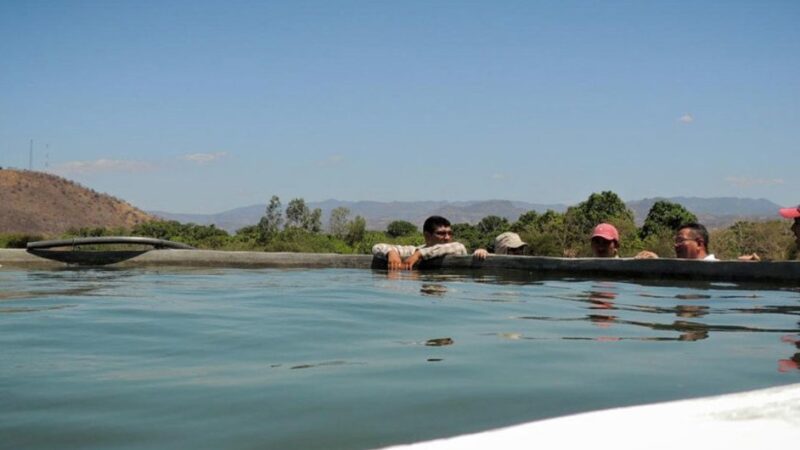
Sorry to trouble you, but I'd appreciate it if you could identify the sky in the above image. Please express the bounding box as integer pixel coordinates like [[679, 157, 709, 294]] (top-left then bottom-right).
[[1, 0, 798, 214]]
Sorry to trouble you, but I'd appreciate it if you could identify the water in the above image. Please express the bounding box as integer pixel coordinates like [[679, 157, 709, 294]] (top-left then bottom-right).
[[1, 268, 798, 449]]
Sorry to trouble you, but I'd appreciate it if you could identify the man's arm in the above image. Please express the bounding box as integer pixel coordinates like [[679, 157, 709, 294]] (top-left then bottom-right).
[[372, 243, 420, 259], [372, 243, 421, 270], [400, 242, 468, 270], [374, 242, 467, 270], [416, 242, 468, 260]]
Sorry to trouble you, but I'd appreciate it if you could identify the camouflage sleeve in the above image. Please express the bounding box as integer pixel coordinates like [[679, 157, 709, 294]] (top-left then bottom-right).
[[417, 242, 468, 260], [371, 243, 420, 259]]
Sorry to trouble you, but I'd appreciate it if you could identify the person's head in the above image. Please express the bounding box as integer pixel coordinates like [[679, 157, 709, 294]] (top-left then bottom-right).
[[494, 232, 527, 255], [779, 205, 800, 245], [422, 216, 452, 246], [590, 223, 619, 257], [674, 223, 710, 259], [793, 218, 800, 244]]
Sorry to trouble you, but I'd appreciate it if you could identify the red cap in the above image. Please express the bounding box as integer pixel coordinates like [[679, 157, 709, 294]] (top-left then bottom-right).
[[592, 223, 619, 242], [779, 206, 800, 219]]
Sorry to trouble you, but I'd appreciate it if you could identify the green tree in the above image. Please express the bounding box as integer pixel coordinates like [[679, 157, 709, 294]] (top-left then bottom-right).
[[711, 220, 794, 261], [352, 230, 394, 254], [328, 207, 351, 239], [517, 210, 568, 256], [386, 220, 417, 237], [473, 215, 510, 251], [477, 215, 509, 236], [566, 191, 633, 233], [346, 216, 367, 246], [452, 223, 482, 251], [303, 208, 322, 233], [132, 220, 184, 240], [258, 195, 283, 243], [563, 192, 636, 256], [511, 211, 539, 232], [285, 198, 308, 229], [131, 220, 229, 248], [640, 200, 697, 239], [0, 233, 45, 248], [264, 227, 351, 254]]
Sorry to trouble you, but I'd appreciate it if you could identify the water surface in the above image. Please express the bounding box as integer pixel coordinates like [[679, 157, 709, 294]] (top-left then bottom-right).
[[1, 268, 798, 449]]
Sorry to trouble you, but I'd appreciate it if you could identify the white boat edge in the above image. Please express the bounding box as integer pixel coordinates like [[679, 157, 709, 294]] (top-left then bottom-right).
[[377, 382, 800, 450]]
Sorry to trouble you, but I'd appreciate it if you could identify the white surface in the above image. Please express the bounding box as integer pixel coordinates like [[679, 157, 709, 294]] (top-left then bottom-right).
[[379, 383, 800, 449]]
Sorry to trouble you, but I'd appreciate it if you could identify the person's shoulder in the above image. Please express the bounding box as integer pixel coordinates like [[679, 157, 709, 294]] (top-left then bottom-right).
[[449, 241, 468, 252], [424, 241, 467, 254]]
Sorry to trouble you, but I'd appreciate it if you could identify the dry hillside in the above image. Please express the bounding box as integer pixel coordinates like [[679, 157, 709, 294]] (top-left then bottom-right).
[[0, 169, 155, 236]]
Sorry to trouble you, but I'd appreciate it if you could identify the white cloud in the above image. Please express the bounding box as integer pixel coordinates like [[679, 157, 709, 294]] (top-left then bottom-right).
[[726, 176, 784, 187], [316, 155, 345, 167], [678, 113, 694, 124], [181, 152, 228, 164], [51, 159, 157, 175], [492, 173, 510, 181]]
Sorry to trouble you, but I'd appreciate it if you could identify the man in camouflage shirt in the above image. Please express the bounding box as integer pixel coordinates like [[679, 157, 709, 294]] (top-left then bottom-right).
[[372, 216, 467, 270]]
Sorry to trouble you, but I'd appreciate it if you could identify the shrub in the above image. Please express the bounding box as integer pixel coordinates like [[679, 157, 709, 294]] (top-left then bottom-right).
[[386, 220, 417, 237], [0, 233, 45, 248], [711, 220, 794, 261]]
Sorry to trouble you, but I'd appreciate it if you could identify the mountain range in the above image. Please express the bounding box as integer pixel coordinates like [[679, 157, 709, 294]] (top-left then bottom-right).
[[152, 197, 785, 233], [0, 169, 785, 236]]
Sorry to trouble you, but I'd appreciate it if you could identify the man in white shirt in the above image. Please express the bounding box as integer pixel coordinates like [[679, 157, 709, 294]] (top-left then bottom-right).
[[372, 216, 467, 270], [674, 223, 718, 261]]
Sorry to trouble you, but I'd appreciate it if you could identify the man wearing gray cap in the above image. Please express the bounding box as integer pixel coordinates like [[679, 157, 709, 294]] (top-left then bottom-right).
[[473, 232, 528, 260]]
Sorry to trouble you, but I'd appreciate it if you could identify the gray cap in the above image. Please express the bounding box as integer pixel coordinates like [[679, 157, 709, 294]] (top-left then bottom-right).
[[495, 232, 527, 255]]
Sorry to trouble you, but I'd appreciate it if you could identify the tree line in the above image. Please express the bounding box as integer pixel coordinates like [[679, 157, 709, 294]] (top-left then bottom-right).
[[2, 191, 796, 260]]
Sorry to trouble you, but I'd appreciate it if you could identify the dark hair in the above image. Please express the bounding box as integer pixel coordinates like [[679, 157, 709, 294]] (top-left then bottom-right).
[[678, 222, 710, 250], [423, 216, 451, 234]]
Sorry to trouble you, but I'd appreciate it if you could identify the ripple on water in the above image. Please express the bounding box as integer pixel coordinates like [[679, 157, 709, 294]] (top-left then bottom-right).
[[1, 268, 798, 450]]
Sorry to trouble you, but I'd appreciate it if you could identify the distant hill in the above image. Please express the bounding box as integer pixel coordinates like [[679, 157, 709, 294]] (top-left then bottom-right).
[[152, 199, 568, 233], [0, 169, 155, 236], [3, 168, 781, 237], [154, 196, 785, 233], [627, 197, 783, 228]]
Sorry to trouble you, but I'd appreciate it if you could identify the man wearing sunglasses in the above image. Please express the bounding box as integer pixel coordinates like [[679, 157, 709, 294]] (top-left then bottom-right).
[[674, 223, 718, 261], [373, 215, 467, 270]]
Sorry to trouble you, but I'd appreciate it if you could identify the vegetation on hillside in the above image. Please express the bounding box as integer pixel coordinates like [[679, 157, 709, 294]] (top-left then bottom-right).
[[2, 189, 796, 260], [0, 169, 154, 235]]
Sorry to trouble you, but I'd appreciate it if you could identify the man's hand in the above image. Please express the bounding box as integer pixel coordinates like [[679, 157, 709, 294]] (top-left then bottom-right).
[[634, 250, 659, 259], [387, 250, 403, 270], [402, 250, 423, 270], [737, 253, 760, 261], [473, 249, 489, 260]]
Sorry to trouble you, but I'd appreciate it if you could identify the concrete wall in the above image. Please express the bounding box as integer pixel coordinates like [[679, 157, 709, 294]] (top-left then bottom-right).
[[1, 248, 799, 283]]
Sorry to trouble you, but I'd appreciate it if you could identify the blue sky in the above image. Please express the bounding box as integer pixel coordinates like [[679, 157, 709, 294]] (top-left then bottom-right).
[[1, 0, 798, 214]]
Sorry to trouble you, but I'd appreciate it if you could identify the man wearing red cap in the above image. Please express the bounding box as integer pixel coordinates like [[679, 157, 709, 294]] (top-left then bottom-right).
[[779, 205, 800, 259], [590, 223, 620, 258]]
